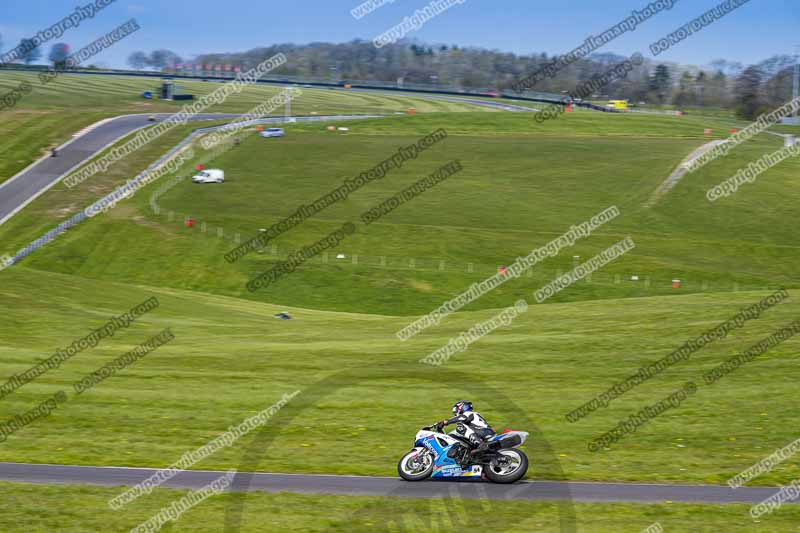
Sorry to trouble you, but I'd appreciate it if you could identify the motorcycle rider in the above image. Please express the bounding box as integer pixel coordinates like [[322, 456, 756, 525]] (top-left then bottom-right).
[[438, 400, 495, 454]]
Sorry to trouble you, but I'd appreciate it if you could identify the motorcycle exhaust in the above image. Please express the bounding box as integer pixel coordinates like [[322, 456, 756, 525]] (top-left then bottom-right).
[[496, 433, 523, 449]]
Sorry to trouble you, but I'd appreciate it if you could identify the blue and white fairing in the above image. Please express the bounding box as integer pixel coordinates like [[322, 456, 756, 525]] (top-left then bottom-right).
[[411, 429, 529, 479]]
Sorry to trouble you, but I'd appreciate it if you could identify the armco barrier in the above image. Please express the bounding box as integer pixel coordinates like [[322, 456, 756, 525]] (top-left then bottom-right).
[[0, 65, 570, 108]]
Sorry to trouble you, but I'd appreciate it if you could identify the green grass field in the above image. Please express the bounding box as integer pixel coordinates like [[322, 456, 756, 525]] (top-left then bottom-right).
[[0, 71, 492, 183], [1, 91, 799, 531], [1, 113, 796, 315], [3, 481, 799, 532], [0, 71, 493, 114], [1, 265, 799, 488]]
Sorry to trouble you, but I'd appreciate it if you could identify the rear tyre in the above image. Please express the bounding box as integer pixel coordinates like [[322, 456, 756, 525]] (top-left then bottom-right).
[[484, 449, 528, 484], [397, 449, 434, 481]]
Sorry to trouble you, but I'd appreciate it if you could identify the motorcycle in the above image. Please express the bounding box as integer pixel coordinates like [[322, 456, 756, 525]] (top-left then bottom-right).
[[397, 422, 529, 484]]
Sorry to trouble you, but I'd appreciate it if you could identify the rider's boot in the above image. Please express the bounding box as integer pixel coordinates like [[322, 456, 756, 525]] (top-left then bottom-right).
[[469, 441, 490, 458]]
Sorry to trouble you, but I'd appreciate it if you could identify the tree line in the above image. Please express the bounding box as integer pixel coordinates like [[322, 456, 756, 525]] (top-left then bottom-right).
[[128, 40, 795, 120], [0, 36, 72, 67], [0, 32, 795, 120]]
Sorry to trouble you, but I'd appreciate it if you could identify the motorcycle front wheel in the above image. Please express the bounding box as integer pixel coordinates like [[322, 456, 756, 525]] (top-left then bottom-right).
[[397, 449, 434, 481], [484, 449, 528, 484]]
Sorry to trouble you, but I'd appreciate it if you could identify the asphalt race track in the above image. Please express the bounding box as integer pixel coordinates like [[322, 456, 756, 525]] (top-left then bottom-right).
[[0, 112, 244, 226], [0, 462, 790, 504]]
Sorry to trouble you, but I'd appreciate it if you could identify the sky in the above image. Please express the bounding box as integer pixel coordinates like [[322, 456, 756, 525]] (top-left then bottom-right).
[[0, 0, 798, 70]]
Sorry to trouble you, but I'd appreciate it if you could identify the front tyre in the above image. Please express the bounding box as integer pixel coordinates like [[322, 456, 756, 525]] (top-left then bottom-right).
[[397, 449, 434, 481], [484, 449, 528, 484]]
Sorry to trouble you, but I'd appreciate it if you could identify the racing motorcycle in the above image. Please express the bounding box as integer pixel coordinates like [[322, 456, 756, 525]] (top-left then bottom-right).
[[397, 421, 529, 484]]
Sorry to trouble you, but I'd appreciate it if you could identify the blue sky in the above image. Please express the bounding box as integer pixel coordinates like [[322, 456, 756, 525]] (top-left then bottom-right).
[[1, 0, 797, 69]]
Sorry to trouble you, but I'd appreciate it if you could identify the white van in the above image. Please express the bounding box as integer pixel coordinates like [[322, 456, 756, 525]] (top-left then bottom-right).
[[192, 169, 225, 184], [260, 127, 285, 138]]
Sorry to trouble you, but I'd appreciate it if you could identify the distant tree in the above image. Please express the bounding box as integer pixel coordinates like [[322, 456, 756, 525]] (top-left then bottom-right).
[[673, 71, 696, 107], [179, 39, 781, 112], [18, 38, 42, 64], [694, 71, 707, 106], [710, 59, 744, 76], [762, 62, 795, 108], [734, 65, 766, 119], [148, 49, 182, 70], [127, 51, 148, 70], [649, 64, 671, 104], [704, 70, 730, 108], [48, 43, 70, 69], [147, 50, 169, 69]]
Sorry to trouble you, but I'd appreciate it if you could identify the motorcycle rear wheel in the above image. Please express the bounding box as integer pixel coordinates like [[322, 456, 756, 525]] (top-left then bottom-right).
[[397, 449, 434, 481], [484, 449, 528, 484]]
